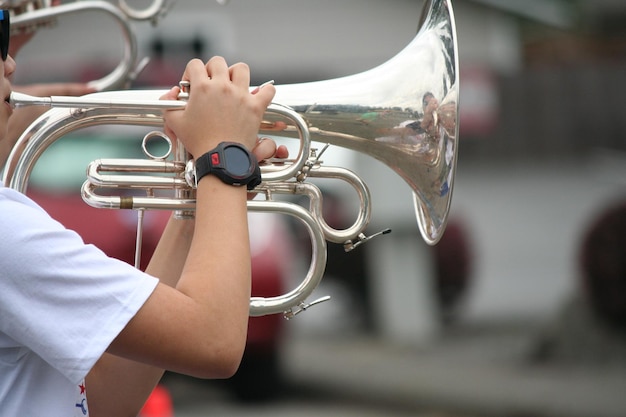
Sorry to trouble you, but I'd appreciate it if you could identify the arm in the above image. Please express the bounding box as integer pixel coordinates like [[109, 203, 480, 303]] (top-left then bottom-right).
[[86, 140, 282, 417], [85, 216, 194, 417], [86, 57, 278, 416]]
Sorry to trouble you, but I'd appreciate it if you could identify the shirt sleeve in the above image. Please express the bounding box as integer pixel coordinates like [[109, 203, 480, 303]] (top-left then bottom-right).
[[0, 188, 159, 384]]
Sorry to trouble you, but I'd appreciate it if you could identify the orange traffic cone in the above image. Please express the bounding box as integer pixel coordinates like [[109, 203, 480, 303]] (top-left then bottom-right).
[[140, 384, 174, 417]]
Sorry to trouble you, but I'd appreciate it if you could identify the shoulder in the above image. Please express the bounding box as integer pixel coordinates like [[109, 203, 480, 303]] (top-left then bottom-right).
[[0, 186, 52, 222]]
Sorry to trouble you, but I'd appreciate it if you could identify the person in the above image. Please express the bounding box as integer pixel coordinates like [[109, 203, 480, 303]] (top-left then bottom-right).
[[0, 8, 288, 416]]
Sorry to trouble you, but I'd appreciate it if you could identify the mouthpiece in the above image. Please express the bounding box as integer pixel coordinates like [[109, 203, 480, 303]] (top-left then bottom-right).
[[9, 92, 52, 109]]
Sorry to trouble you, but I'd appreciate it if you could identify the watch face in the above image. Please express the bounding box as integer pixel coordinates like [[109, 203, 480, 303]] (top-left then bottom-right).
[[224, 145, 251, 177]]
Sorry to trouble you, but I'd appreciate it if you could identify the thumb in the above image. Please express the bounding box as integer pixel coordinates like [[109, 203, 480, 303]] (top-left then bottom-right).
[[160, 86, 180, 101]]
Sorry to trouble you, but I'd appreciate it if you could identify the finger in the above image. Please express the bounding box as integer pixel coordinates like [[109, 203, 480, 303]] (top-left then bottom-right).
[[260, 120, 287, 132], [160, 86, 182, 127], [176, 58, 207, 96], [275, 145, 289, 159], [229, 62, 250, 90], [14, 82, 96, 97], [177, 59, 208, 101], [180, 58, 206, 85], [251, 83, 276, 109], [252, 137, 277, 161], [206, 56, 229, 81], [160, 86, 180, 101], [251, 80, 274, 95], [54, 83, 97, 96], [163, 124, 177, 142]]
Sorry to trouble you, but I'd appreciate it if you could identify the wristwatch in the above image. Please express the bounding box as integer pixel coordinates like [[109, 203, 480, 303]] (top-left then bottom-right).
[[192, 142, 261, 190]]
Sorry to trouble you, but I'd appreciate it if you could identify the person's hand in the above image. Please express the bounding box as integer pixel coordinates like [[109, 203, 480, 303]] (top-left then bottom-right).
[[15, 83, 97, 97], [251, 137, 289, 162], [246, 137, 289, 200], [161, 56, 275, 159]]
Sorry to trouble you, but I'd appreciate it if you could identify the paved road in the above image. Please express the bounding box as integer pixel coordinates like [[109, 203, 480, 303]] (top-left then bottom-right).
[[157, 320, 626, 417], [164, 378, 461, 417], [160, 368, 434, 417]]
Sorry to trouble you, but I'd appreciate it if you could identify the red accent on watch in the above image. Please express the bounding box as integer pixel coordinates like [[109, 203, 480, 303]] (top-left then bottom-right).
[[211, 152, 220, 165]]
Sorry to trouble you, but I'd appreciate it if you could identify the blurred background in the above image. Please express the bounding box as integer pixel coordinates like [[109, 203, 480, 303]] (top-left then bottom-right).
[[10, 0, 626, 416]]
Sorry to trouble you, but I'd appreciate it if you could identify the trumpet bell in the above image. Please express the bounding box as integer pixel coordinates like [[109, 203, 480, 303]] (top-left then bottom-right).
[[273, 0, 459, 245]]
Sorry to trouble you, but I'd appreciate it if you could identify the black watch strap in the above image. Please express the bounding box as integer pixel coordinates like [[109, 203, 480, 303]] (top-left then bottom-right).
[[194, 142, 261, 190]]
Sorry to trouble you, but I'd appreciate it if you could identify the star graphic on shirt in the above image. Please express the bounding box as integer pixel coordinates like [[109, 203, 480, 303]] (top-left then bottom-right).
[[79, 383, 86, 395]]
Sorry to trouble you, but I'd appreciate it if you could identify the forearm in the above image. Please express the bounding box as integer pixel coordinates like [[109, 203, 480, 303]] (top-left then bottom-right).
[[86, 354, 163, 417], [99, 178, 252, 377], [87, 215, 196, 416], [145, 215, 195, 286], [176, 176, 252, 352], [89, 186, 252, 416]]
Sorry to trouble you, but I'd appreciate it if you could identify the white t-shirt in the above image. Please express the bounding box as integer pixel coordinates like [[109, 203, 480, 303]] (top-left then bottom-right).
[[0, 187, 159, 416]]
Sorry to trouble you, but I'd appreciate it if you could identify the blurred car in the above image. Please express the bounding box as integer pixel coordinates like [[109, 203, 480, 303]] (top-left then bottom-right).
[[24, 128, 290, 401]]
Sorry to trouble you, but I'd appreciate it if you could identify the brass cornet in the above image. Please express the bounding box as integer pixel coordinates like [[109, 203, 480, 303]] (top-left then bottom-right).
[[4, 0, 459, 318]]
